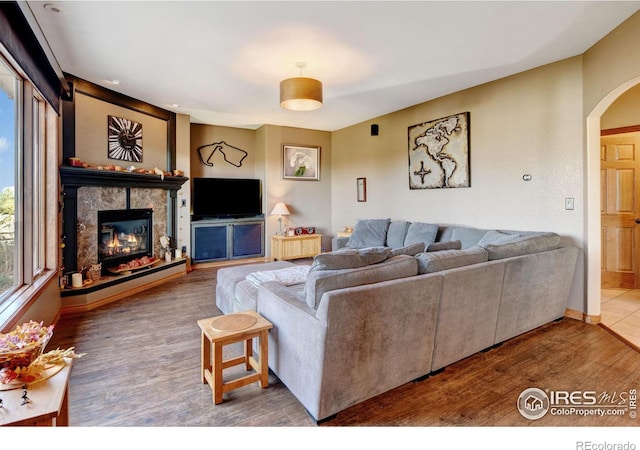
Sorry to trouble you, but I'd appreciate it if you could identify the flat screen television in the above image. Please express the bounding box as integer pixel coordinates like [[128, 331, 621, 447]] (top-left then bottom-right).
[[192, 177, 262, 220]]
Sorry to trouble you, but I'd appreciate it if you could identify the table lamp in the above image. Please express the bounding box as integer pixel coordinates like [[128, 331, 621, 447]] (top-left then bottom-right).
[[270, 202, 291, 235]]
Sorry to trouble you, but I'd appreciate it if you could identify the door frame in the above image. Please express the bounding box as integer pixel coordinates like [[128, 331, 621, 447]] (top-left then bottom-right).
[[586, 76, 640, 321]]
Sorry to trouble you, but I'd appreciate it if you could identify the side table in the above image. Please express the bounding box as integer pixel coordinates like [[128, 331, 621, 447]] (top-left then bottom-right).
[[271, 234, 323, 261], [198, 311, 273, 404], [0, 359, 72, 426]]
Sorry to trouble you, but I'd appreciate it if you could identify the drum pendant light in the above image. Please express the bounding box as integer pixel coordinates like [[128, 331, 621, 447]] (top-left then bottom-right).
[[280, 62, 323, 111]]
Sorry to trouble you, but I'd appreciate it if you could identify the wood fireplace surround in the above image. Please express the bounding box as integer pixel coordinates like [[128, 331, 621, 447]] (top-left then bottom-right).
[[59, 166, 189, 312]]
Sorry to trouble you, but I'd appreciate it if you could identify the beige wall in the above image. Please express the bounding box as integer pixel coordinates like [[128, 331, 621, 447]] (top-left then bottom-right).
[[75, 93, 168, 170], [261, 125, 333, 253], [190, 124, 258, 180], [332, 58, 584, 236], [583, 11, 640, 118], [601, 83, 640, 129]]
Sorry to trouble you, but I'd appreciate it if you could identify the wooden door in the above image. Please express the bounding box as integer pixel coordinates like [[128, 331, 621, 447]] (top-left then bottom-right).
[[601, 132, 640, 288]]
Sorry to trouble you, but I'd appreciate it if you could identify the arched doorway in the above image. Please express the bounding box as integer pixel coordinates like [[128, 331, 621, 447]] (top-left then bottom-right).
[[586, 76, 640, 323]]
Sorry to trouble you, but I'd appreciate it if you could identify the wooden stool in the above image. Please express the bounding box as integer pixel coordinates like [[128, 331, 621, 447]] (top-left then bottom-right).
[[197, 310, 273, 404]]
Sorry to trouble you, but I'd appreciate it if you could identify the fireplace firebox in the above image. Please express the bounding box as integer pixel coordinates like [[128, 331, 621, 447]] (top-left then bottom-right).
[[98, 209, 153, 270]]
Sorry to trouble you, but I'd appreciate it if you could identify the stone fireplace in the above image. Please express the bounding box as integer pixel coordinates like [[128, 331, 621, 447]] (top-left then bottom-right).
[[76, 187, 165, 272]]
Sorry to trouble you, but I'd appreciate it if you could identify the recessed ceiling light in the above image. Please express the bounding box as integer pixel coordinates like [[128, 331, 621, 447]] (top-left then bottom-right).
[[43, 4, 62, 13], [106, 79, 120, 85]]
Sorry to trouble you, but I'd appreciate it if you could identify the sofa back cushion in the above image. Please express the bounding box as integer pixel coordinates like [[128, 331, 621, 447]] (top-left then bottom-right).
[[404, 222, 438, 247], [416, 246, 489, 274], [450, 226, 490, 248], [305, 255, 418, 309], [310, 247, 391, 271], [480, 232, 561, 260], [386, 221, 410, 249], [346, 218, 391, 248]]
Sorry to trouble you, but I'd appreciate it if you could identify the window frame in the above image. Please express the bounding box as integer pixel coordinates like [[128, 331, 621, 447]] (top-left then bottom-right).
[[0, 43, 58, 330]]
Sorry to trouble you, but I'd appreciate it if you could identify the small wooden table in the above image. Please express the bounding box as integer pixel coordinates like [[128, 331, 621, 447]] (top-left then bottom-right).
[[198, 311, 273, 404], [271, 234, 323, 261], [0, 359, 72, 426]]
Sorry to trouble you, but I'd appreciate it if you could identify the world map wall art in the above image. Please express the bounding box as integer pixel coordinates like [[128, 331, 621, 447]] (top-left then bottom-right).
[[408, 112, 470, 189]]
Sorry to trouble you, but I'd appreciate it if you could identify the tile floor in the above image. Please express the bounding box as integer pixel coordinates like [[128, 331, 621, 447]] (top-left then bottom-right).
[[600, 288, 640, 348]]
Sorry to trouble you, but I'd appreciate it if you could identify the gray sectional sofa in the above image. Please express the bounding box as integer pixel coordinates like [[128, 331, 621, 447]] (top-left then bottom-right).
[[215, 219, 579, 422]]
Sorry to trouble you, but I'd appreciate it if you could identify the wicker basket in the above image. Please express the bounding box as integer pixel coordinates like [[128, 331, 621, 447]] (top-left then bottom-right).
[[0, 341, 49, 371], [0, 322, 53, 371]]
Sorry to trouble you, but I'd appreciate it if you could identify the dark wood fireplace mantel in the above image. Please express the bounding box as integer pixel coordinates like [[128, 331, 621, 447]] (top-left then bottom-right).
[[59, 166, 189, 276], [59, 166, 188, 190]]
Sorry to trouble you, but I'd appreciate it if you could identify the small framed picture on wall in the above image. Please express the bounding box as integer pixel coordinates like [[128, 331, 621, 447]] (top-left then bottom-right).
[[283, 144, 320, 180], [357, 177, 367, 202]]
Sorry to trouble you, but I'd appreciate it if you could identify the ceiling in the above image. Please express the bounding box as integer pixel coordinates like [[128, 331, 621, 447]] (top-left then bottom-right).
[[25, 1, 640, 131]]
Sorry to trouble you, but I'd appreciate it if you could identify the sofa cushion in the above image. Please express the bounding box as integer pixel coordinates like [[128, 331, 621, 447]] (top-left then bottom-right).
[[450, 226, 490, 248], [346, 218, 391, 248], [386, 221, 410, 249], [310, 247, 391, 271], [389, 242, 425, 257], [476, 230, 520, 247], [481, 232, 561, 260], [305, 255, 418, 309], [427, 240, 462, 252], [416, 246, 489, 274], [404, 222, 438, 247]]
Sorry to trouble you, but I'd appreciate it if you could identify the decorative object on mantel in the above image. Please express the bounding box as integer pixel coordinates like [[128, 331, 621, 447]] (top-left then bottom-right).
[[87, 263, 102, 282], [270, 203, 290, 236], [62, 158, 181, 179], [283, 144, 320, 180], [108, 115, 143, 162], [107, 255, 160, 275], [197, 141, 248, 168], [408, 111, 470, 189], [0, 321, 84, 390]]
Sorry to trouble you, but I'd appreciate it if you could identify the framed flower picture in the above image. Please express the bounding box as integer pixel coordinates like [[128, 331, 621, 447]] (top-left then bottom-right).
[[283, 144, 320, 180], [108, 115, 143, 162]]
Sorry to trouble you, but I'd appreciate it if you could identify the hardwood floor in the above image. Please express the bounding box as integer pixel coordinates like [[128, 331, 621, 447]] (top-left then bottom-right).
[[46, 265, 640, 430]]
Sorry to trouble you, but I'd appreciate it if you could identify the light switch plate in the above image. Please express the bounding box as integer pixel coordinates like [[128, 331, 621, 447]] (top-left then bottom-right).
[[565, 198, 574, 210]]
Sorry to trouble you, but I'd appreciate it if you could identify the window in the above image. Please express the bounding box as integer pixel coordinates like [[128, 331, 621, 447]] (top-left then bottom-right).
[[0, 56, 18, 298], [0, 45, 57, 321]]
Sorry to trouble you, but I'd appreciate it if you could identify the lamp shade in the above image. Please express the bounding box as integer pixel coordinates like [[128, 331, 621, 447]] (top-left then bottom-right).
[[280, 77, 323, 111], [270, 202, 290, 216]]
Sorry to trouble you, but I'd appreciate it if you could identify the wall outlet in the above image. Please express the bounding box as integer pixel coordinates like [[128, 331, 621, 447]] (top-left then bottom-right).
[[565, 198, 574, 210]]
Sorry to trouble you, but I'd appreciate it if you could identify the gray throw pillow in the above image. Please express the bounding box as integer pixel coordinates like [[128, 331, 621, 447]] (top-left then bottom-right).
[[389, 242, 424, 257], [310, 246, 392, 271], [403, 222, 438, 247], [427, 240, 462, 252], [346, 218, 391, 248]]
